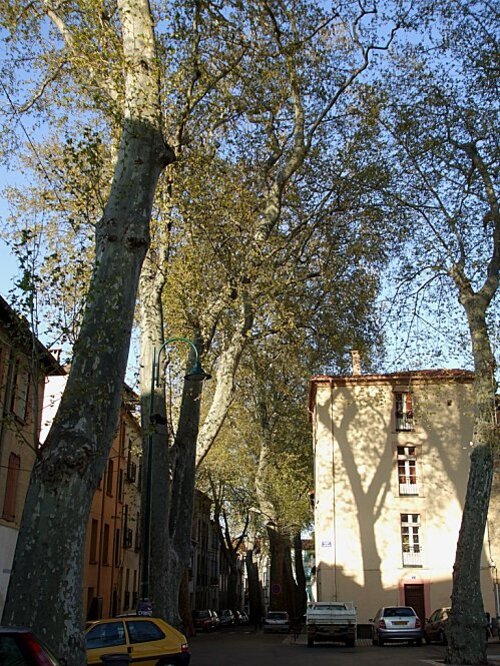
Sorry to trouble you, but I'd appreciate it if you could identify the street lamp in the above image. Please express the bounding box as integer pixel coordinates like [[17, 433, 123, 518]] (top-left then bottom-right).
[[140, 337, 211, 608]]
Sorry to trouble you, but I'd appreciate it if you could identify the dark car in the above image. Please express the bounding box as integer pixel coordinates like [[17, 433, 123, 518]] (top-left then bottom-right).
[[424, 607, 450, 645], [0, 626, 62, 665], [192, 609, 218, 632], [235, 611, 249, 625], [370, 606, 422, 646], [218, 610, 236, 627], [211, 610, 221, 629]]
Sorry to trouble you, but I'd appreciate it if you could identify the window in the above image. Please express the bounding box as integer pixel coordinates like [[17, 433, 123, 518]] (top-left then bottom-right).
[[132, 569, 138, 609], [401, 513, 422, 567], [10, 360, 29, 421], [135, 511, 141, 551], [85, 622, 126, 649], [2, 453, 21, 521], [106, 459, 114, 496], [127, 451, 137, 482], [395, 391, 413, 431], [114, 528, 121, 566], [118, 468, 124, 502], [397, 446, 419, 495], [126, 620, 164, 644], [89, 519, 99, 563], [124, 568, 130, 611], [102, 523, 110, 565], [123, 528, 133, 549]]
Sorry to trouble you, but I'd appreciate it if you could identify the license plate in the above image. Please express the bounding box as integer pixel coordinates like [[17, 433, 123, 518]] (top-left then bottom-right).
[[393, 621, 408, 626]]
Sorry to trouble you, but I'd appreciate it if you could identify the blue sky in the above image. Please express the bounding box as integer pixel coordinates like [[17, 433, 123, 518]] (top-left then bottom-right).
[[0, 237, 18, 295]]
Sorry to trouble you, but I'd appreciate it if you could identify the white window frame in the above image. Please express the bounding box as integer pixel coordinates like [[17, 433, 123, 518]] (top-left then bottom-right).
[[401, 513, 422, 567], [395, 391, 414, 431], [397, 446, 419, 495]]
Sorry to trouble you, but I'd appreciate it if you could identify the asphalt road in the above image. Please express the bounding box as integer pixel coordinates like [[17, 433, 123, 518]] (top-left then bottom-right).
[[188, 627, 500, 666]]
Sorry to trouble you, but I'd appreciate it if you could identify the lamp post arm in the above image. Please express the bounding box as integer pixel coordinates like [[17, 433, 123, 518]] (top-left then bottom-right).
[[153, 337, 200, 386]]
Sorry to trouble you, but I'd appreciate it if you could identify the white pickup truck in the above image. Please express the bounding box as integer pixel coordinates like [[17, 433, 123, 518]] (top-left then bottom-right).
[[306, 601, 357, 647]]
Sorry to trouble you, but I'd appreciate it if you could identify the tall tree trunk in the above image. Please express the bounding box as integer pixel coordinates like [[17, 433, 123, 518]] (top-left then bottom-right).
[[446, 287, 497, 665], [1, 1, 173, 662], [226, 553, 240, 612], [267, 527, 285, 611], [138, 252, 170, 617], [196, 298, 253, 467], [293, 532, 307, 617], [246, 548, 263, 627], [178, 568, 195, 637], [163, 375, 203, 625]]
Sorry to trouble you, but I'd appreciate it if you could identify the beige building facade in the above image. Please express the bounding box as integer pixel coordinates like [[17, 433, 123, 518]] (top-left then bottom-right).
[[309, 368, 499, 625], [0, 296, 64, 617]]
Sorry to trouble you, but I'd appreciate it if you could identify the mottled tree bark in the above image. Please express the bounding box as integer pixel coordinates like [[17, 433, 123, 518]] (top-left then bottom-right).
[[1, 0, 173, 662], [293, 532, 307, 617], [246, 548, 264, 627], [446, 293, 497, 665]]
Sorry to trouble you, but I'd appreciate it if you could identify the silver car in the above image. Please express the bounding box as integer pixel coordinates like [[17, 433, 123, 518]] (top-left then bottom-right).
[[263, 611, 290, 633], [371, 606, 422, 646]]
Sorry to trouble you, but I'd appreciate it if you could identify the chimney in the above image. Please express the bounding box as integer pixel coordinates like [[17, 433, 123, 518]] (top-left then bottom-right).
[[351, 349, 361, 375]]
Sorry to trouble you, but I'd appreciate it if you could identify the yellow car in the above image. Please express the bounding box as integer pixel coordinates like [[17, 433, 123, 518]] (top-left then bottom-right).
[[85, 616, 190, 666]]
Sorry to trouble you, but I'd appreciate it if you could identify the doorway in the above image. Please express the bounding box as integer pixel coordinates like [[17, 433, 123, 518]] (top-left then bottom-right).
[[404, 583, 425, 622]]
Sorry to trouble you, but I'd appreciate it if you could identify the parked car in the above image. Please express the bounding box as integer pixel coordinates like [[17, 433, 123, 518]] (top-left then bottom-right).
[[263, 611, 290, 634], [235, 611, 249, 625], [0, 626, 62, 665], [424, 607, 450, 645], [210, 610, 221, 629], [370, 606, 422, 646], [85, 616, 190, 665], [218, 610, 236, 627], [192, 609, 218, 632]]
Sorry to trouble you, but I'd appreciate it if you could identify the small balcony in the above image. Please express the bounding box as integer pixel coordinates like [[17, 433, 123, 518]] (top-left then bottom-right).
[[402, 548, 422, 567], [399, 481, 419, 495], [396, 413, 414, 431], [123, 528, 133, 549]]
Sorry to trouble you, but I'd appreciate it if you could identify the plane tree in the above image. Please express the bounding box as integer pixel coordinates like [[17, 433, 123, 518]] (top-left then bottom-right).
[[0, 0, 174, 662], [143, 0, 407, 622], [380, 2, 499, 662], [0, 0, 413, 646]]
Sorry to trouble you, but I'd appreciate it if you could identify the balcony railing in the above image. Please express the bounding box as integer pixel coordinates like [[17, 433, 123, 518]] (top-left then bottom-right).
[[399, 481, 419, 495], [402, 549, 422, 567], [126, 461, 137, 483], [396, 413, 414, 431], [123, 528, 133, 549]]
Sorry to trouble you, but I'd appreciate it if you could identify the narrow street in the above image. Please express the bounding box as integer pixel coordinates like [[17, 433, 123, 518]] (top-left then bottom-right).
[[188, 627, 500, 666]]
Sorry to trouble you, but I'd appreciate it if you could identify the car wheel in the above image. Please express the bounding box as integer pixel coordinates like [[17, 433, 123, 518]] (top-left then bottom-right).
[[345, 638, 355, 647], [416, 638, 422, 647], [378, 637, 384, 647], [424, 634, 431, 645], [307, 637, 314, 647], [372, 638, 377, 646], [439, 630, 447, 645]]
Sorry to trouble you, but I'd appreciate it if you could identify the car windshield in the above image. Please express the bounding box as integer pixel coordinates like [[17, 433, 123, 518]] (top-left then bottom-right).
[[384, 607, 415, 617]]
